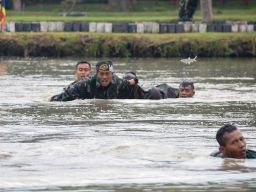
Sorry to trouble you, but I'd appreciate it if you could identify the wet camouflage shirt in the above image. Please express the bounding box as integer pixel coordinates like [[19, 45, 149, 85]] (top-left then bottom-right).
[[155, 83, 179, 98], [50, 74, 143, 101], [211, 149, 256, 159]]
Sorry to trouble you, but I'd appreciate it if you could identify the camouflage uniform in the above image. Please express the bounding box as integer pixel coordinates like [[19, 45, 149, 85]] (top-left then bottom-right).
[[138, 83, 179, 100], [50, 80, 79, 102], [50, 74, 144, 101], [155, 83, 179, 98], [178, 0, 198, 21], [211, 149, 256, 159]]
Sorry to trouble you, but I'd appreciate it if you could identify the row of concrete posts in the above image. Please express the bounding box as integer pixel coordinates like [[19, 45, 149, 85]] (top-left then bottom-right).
[[5, 21, 256, 33]]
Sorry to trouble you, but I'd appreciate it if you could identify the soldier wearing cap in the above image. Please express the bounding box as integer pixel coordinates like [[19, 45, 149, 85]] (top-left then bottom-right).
[[50, 61, 141, 101]]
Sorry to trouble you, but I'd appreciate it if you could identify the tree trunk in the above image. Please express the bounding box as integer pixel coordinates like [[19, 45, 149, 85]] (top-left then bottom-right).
[[120, 0, 133, 12], [13, 0, 22, 11], [201, 0, 212, 22], [108, 0, 118, 7]]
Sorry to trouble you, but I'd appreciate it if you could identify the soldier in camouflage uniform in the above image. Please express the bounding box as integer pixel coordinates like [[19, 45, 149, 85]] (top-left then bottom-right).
[[122, 72, 175, 100], [178, 0, 198, 21], [50, 61, 142, 101], [146, 80, 195, 99], [50, 61, 92, 101], [211, 124, 256, 159]]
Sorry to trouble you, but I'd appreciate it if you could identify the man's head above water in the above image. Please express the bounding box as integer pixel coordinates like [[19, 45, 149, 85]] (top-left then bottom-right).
[[75, 61, 92, 81], [96, 61, 114, 87], [179, 80, 195, 98], [216, 124, 247, 159]]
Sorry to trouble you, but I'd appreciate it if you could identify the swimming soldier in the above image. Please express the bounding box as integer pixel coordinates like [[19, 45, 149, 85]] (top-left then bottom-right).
[[211, 124, 256, 159], [50, 61, 92, 101], [145, 80, 195, 99], [50, 61, 140, 101]]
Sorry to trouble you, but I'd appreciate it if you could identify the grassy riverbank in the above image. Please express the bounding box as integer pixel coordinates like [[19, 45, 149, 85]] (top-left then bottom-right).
[[0, 32, 255, 58], [6, 1, 256, 22]]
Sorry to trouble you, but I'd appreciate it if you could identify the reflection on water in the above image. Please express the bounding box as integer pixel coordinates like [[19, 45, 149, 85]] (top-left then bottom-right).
[[0, 58, 256, 192]]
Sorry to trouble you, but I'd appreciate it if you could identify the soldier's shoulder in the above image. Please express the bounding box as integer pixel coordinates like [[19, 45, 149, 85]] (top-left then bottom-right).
[[210, 151, 223, 158], [246, 149, 256, 159], [113, 74, 125, 84]]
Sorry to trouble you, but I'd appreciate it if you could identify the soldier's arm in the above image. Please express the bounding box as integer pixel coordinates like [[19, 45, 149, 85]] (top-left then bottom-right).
[[50, 78, 90, 102]]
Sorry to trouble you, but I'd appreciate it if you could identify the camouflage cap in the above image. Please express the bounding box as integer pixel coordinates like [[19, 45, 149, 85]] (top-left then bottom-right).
[[96, 61, 113, 72]]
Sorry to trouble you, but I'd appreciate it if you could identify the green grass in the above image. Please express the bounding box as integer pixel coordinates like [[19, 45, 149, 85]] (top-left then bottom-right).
[[5, 1, 256, 22], [7, 9, 256, 22], [10, 31, 256, 39]]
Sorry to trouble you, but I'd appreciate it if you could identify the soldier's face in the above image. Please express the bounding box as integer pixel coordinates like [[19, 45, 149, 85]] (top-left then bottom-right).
[[179, 85, 195, 98], [97, 71, 113, 87], [219, 130, 247, 159], [75, 63, 91, 81]]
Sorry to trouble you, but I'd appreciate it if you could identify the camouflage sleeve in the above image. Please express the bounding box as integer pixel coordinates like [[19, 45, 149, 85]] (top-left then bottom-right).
[[117, 79, 145, 99], [50, 78, 91, 102]]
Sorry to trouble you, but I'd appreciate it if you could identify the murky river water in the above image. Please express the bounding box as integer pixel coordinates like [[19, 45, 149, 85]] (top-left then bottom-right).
[[0, 58, 256, 192]]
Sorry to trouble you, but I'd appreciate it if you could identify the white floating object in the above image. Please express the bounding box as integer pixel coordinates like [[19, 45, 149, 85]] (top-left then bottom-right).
[[180, 56, 197, 65]]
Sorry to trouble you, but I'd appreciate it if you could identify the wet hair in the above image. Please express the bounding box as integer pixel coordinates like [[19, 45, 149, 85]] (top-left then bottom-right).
[[76, 61, 91, 69], [179, 80, 194, 89], [216, 124, 238, 146]]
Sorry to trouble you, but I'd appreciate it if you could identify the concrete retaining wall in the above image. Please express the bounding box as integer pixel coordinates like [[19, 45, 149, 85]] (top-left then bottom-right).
[[4, 21, 256, 33]]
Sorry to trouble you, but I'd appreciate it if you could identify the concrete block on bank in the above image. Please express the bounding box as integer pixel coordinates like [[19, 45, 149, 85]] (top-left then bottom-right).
[[199, 23, 207, 32], [159, 23, 168, 33], [175, 24, 184, 33], [89, 22, 97, 32], [55, 22, 64, 32], [143, 22, 152, 33], [15, 23, 23, 32], [239, 24, 247, 32], [80, 22, 89, 32], [231, 24, 239, 32], [48, 22, 57, 32], [136, 23, 144, 33], [167, 23, 176, 33], [112, 22, 128, 33], [31, 23, 40, 32], [73, 22, 81, 32], [191, 23, 199, 32], [247, 24, 254, 32], [23, 23, 32, 32], [40, 22, 48, 32], [207, 24, 214, 32], [64, 22, 73, 32], [152, 22, 159, 33], [248, 22, 256, 31], [223, 24, 231, 32], [105, 23, 112, 33], [6, 22, 15, 32], [183, 22, 192, 32], [128, 23, 137, 33], [214, 24, 223, 32], [96, 23, 105, 33], [144, 22, 159, 33]]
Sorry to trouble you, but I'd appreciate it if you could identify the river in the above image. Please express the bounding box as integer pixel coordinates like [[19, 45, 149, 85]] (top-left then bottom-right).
[[0, 58, 256, 192]]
